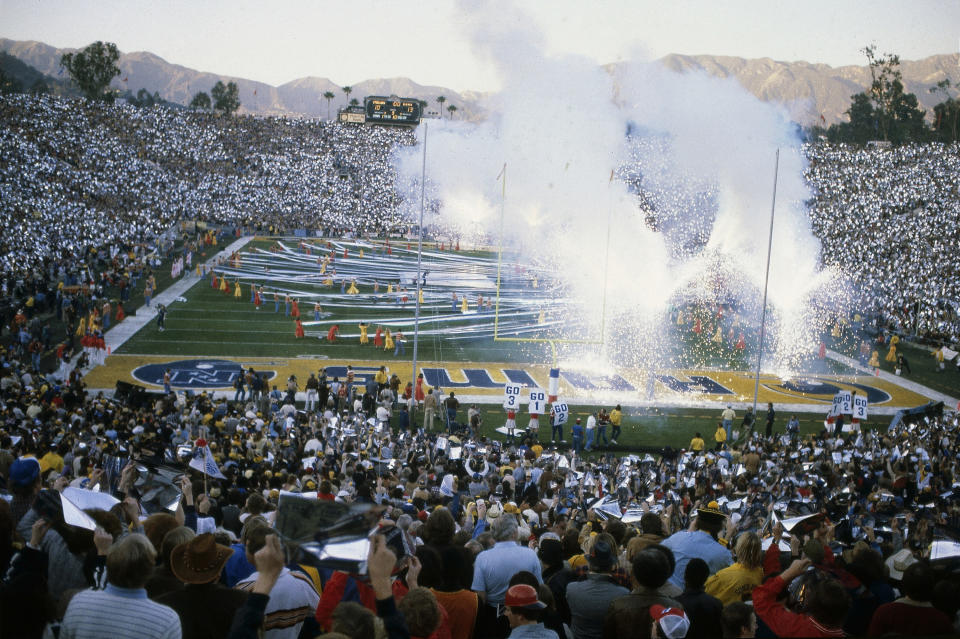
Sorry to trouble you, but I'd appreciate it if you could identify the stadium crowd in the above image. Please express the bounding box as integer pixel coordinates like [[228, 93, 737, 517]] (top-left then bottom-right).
[[2, 347, 960, 638], [2, 94, 960, 638], [3, 94, 960, 343], [804, 143, 960, 345], [0, 94, 415, 323]]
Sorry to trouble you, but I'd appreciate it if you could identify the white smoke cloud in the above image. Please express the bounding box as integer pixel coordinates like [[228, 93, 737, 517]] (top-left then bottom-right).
[[395, 2, 839, 370]]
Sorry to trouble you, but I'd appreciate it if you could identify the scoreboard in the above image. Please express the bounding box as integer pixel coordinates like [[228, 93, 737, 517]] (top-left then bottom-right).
[[364, 96, 422, 125]]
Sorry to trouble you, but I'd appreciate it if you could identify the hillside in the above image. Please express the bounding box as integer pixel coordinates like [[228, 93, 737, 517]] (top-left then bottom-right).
[[0, 50, 76, 96], [643, 53, 958, 126], [1, 37, 956, 125]]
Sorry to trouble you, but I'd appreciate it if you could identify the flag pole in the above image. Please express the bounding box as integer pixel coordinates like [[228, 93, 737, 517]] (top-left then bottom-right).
[[494, 163, 506, 338], [752, 149, 780, 420], [411, 122, 428, 401], [202, 446, 209, 497]]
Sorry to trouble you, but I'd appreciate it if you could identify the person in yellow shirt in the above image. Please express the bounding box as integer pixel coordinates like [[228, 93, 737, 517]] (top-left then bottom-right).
[[705, 531, 764, 605], [609, 404, 623, 444], [714, 422, 727, 450], [690, 433, 705, 452], [374, 365, 388, 392], [40, 444, 65, 474]]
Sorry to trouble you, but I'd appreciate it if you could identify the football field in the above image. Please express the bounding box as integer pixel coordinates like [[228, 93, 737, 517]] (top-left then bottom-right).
[[85, 236, 938, 437]]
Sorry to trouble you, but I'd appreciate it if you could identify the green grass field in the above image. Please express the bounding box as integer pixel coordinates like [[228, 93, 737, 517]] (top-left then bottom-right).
[[381, 402, 869, 455], [116, 276, 556, 363]]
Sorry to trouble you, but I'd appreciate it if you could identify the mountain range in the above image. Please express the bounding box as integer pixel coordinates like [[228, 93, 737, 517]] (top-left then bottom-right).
[[1, 37, 957, 126]]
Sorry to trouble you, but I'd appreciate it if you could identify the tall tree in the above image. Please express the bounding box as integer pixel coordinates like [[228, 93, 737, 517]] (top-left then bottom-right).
[[446, 104, 457, 119], [862, 45, 900, 141], [828, 47, 929, 145], [323, 90, 335, 119], [349, 98, 359, 107], [859, 45, 926, 143], [190, 91, 212, 110], [342, 85, 352, 102], [60, 40, 121, 102], [930, 79, 959, 143], [211, 81, 240, 116], [436, 95, 446, 116]]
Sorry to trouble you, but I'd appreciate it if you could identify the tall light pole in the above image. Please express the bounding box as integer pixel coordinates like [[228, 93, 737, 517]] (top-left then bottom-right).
[[411, 123, 428, 385], [752, 149, 780, 417]]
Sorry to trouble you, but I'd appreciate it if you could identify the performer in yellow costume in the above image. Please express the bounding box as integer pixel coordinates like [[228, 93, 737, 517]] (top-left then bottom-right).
[[383, 328, 394, 351], [235, 281, 242, 299], [359, 322, 369, 345], [347, 280, 359, 295], [712, 326, 723, 343], [868, 350, 880, 367], [75, 316, 86, 337], [219, 277, 227, 292], [885, 335, 899, 362], [460, 296, 469, 313]]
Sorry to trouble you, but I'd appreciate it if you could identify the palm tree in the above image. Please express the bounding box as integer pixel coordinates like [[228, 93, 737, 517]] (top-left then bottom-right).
[[436, 95, 446, 117], [342, 85, 352, 102], [446, 104, 457, 119], [323, 91, 335, 120]]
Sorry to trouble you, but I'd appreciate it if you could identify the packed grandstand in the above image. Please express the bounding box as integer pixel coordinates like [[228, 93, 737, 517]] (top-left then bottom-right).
[[2, 93, 960, 639], [2, 94, 958, 341]]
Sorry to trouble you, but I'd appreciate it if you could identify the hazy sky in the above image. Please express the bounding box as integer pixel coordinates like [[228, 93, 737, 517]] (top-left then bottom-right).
[[1, 0, 957, 91]]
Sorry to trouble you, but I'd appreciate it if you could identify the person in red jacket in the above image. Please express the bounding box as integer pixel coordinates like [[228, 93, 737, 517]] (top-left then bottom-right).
[[752, 558, 849, 638]]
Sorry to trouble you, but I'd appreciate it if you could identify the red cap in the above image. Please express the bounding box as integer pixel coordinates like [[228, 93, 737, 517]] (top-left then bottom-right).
[[504, 584, 546, 610]]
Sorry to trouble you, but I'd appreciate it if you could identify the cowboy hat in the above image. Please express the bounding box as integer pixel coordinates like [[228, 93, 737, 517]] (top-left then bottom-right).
[[170, 533, 232, 584]]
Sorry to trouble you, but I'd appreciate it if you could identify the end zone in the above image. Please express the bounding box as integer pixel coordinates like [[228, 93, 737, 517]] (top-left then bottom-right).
[[85, 355, 933, 413]]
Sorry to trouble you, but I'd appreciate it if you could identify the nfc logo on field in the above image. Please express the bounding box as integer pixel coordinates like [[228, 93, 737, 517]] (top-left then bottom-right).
[[132, 359, 276, 389]]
